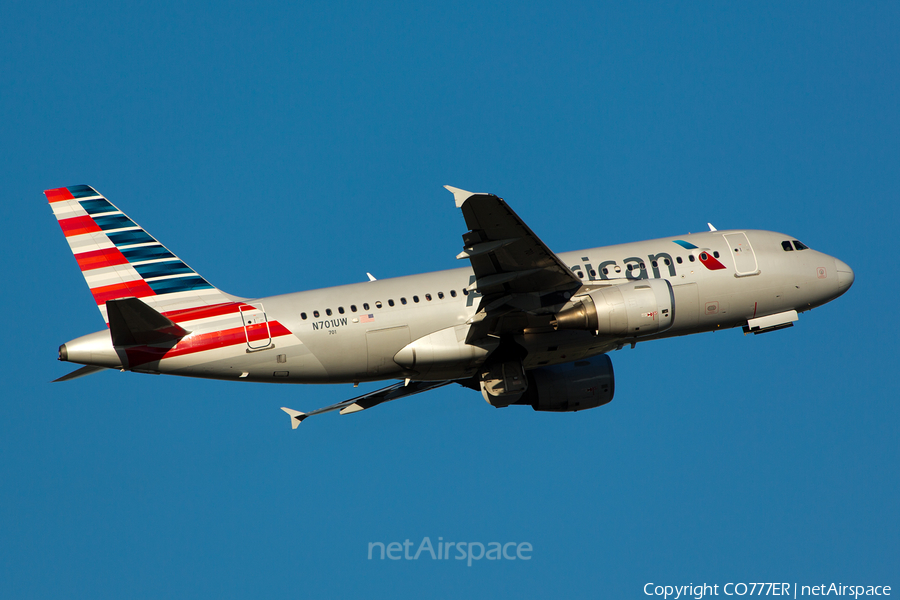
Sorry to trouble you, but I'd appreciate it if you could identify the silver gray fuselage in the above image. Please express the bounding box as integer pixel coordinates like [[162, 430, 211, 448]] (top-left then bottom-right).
[[62, 229, 853, 384]]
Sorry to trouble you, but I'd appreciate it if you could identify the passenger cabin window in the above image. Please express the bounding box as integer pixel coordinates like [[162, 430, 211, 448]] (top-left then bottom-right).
[[400, 297, 407, 305], [438, 292, 444, 299], [782, 241, 794, 251], [301, 312, 307, 320], [363, 303, 370, 310], [713, 251, 720, 258], [326, 308, 332, 316], [313, 310, 320, 318], [413, 296, 419, 303], [450, 290, 457, 297], [338, 307, 345, 314], [688, 255, 695, 262], [350, 305, 357, 312], [462, 289, 468, 296], [375, 301, 383, 309], [426, 294, 432, 301], [793, 240, 809, 250], [388, 299, 395, 307], [676, 257, 683, 264]]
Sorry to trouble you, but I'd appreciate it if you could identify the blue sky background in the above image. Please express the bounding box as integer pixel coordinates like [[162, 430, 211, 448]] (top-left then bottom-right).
[[2, 1, 897, 598]]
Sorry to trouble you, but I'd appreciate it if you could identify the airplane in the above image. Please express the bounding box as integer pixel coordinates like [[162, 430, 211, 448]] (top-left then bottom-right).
[[46, 184, 854, 428]]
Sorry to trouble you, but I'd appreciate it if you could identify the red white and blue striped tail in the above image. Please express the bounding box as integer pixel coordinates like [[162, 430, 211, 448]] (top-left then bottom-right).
[[45, 185, 240, 324]]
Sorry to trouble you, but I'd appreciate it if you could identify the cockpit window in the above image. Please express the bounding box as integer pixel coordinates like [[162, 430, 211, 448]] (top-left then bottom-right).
[[793, 240, 809, 250], [782, 241, 794, 251]]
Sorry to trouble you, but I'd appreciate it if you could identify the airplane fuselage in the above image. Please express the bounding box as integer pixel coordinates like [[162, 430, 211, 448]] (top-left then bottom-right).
[[61, 228, 853, 385]]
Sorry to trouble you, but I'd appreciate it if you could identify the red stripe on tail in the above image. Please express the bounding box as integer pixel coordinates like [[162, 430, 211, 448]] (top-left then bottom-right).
[[59, 215, 102, 237], [75, 248, 129, 271], [124, 321, 294, 366], [92, 280, 156, 305], [45, 188, 75, 203], [161, 302, 250, 323]]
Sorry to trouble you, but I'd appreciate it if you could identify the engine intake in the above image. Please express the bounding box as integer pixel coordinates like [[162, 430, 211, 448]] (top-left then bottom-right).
[[552, 279, 674, 337]]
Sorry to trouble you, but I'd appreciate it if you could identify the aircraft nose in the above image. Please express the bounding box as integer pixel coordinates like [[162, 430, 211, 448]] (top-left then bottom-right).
[[835, 258, 854, 290]]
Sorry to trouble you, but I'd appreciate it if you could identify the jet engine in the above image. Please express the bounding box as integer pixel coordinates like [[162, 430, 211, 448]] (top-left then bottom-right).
[[552, 279, 675, 337], [514, 354, 615, 412]]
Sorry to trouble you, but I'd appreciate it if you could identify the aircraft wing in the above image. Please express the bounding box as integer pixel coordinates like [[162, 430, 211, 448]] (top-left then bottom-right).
[[445, 186, 583, 340], [281, 380, 454, 428]]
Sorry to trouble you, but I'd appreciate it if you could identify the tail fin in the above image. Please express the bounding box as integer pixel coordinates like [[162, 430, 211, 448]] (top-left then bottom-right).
[[45, 185, 240, 323]]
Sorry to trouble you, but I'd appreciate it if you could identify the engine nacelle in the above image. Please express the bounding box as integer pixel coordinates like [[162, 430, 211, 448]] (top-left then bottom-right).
[[516, 355, 615, 412], [552, 279, 674, 337]]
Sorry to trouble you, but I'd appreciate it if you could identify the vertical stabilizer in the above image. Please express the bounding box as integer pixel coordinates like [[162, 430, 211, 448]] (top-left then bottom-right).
[[45, 185, 241, 323]]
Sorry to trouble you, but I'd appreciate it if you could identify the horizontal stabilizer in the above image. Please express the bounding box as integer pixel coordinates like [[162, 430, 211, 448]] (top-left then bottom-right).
[[53, 365, 108, 382], [107, 297, 190, 346], [280, 407, 307, 429]]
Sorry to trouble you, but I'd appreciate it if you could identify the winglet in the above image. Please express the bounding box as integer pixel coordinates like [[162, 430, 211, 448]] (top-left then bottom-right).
[[707, 223, 717, 232], [444, 185, 476, 208], [280, 407, 307, 429]]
